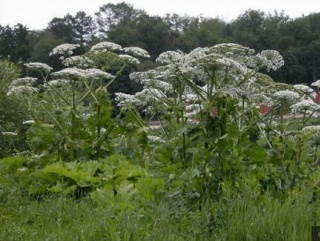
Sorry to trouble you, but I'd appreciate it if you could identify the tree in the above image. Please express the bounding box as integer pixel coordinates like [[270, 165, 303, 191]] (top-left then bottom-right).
[[95, 2, 145, 38], [47, 11, 97, 43], [0, 24, 30, 62]]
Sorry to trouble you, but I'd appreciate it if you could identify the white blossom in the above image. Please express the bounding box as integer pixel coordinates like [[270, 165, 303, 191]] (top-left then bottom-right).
[[302, 125, 320, 132], [247, 50, 284, 71], [10, 77, 37, 87], [24, 62, 53, 73], [118, 54, 140, 65], [51, 68, 87, 79], [22, 120, 35, 125], [273, 90, 300, 104], [156, 51, 183, 64], [185, 103, 202, 111], [208, 43, 255, 57], [85, 68, 115, 79], [302, 125, 320, 139], [311, 80, 320, 87], [44, 79, 71, 88], [290, 99, 320, 114], [7, 86, 38, 96], [115, 92, 140, 106], [123, 47, 150, 58], [182, 93, 198, 102], [184, 110, 199, 119], [62, 56, 94, 68], [49, 44, 80, 56], [140, 79, 172, 93], [293, 84, 317, 99], [90, 41, 122, 52], [1, 132, 18, 136], [147, 135, 166, 143]]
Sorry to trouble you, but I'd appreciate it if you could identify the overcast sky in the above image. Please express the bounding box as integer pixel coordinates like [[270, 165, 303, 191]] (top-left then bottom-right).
[[1, 0, 320, 30]]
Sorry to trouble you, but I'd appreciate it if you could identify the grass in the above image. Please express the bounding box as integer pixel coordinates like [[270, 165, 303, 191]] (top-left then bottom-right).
[[1, 188, 319, 241]]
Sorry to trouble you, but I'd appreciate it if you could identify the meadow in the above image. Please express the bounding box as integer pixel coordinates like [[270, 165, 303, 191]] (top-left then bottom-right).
[[1, 41, 320, 240]]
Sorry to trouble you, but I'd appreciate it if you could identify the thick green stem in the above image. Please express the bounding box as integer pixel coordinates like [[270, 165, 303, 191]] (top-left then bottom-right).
[[70, 80, 76, 162]]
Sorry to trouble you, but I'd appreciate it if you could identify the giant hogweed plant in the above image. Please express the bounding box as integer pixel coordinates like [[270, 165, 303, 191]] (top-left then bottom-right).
[[115, 43, 320, 199], [7, 42, 150, 163], [3, 42, 164, 198]]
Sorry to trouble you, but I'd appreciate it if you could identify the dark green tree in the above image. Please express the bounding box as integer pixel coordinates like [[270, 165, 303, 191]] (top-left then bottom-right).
[[0, 24, 30, 62]]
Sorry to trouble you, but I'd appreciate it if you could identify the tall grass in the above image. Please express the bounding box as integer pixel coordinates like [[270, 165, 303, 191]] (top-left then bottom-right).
[[1, 189, 318, 241]]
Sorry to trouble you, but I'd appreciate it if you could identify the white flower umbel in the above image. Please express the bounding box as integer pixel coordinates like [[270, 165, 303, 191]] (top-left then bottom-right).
[[22, 120, 35, 125], [10, 77, 37, 87], [302, 125, 320, 139], [290, 99, 320, 114], [260, 50, 284, 71], [247, 50, 284, 71], [123, 47, 150, 58], [24, 62, 53, 73], [85, 68, 115, 80], [273, 90, 300, 104], [51, 68, 87, 79], [156, 51, 183, 64], [302, 125, 320, 132], [7, 86, 38, 96], [251, 93, 273, 106], [62, 56, 95, 68], [1, 132, 18, 136], [115, 92, 140, 106], [118, 54, 140, 65], [140, 79, 172, 93], [208, 43, 255, 58], [311, 80, 320, 87], [293, 84, 317, 99], [147, 135, 166, 143], [90, 41, 122, 52], [182, 93, 199, 102], [49, 43, 81, 56], [44, 79, 71, 88]]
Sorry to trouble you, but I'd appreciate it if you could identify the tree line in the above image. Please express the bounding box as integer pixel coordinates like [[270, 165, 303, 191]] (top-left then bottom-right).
[[1, 2, 320, 89]]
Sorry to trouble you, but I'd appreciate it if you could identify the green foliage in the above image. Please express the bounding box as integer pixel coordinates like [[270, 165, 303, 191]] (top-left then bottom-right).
[[2, 35, 320, 240], [0, 60, 29, 157]]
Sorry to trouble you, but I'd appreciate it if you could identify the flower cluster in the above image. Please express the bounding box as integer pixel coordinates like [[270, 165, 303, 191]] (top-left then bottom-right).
[[90, 41, 122, 52], [51, 68, 87, 79], [311, 80, 320, 87], [246, 50, 284, 72], [115, 92, 140, 107], [140, 78, 172, 93], [24, 62, 53, 73], [123, 47, 150, 58], [208, 43, 255, 57], [273, 90, 300, 104], [51, 68, 114, 80], [302, 125, 320, 139], [44, 79, 71, 89], [10, 77, 37, 87], [293, 84, 317, 99], [22, 120, 36, 125], [260, 50, 284, 71], [1, 132, 18, 136], [156, 51, 183, 64], [302, 125, 320, 132], [62, 56, 95, 68], [85, 68, 115, 80], [118, 54, 140, 65], [147, 135, 166, 143], [290, 99, 320, 114], [49, 44, 80, 57], [114, 43, 287, 120], [7, 86, 38, 96]]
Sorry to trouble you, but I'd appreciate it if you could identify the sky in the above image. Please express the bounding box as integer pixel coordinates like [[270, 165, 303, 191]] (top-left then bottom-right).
[[1, 0, 320, 30]]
